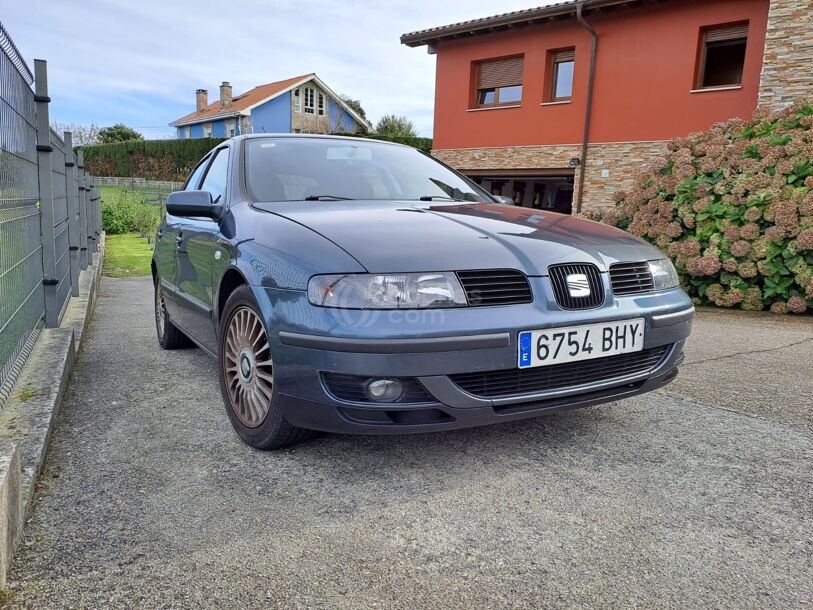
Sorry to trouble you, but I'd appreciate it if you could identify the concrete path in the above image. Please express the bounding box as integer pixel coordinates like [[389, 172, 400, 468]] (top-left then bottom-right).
[[5, 277, 812, 609]]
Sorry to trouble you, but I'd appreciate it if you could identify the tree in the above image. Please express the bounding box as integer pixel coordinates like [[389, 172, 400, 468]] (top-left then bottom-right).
[[98, 124, 143, 144], [50, 122, 101, 146], [375, 114, 417, 138], [340, 96, 367, 121]]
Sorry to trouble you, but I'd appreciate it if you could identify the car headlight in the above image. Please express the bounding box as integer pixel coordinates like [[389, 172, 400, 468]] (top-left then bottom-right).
[[649, 258, 679, 291], [308, 272, 468, 309]]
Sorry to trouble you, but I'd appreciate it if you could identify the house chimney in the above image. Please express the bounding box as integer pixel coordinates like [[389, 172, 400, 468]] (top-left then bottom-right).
[[196, 89, 208, 112], [220, 81, 232, 108]]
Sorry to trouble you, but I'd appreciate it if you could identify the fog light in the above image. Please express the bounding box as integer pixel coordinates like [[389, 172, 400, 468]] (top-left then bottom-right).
[[365, 378, 403, 402]]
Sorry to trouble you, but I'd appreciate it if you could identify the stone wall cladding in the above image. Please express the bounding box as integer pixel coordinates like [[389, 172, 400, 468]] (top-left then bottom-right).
[[759, 0, 813, 109], [433, 140, 669, 210]]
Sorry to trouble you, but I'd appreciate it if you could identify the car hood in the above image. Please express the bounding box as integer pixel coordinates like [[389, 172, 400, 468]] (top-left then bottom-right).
[[252, 200, 662, 275]]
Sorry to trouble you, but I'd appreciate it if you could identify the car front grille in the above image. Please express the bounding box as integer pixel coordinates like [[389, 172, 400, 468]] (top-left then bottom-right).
[[322, 373, 434, 404], [456, 269, 533, 307], [547, 263, 604, 309], [610, 261, 655, 295], [449, 345, 671, 398]]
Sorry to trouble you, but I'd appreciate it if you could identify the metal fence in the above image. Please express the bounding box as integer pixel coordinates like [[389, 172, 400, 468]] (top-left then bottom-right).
[[0, 22, 101, 408]]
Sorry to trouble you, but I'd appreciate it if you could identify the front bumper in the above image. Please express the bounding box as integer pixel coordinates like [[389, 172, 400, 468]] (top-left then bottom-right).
[[259, 282, 694, 435]]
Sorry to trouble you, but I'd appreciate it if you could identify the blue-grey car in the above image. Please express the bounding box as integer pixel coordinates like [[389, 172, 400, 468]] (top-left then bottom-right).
[[152, 134, 694, 449]]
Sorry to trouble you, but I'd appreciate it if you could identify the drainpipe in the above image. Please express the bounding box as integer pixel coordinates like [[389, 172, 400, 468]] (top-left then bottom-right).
[[575, 1, 598, 214]]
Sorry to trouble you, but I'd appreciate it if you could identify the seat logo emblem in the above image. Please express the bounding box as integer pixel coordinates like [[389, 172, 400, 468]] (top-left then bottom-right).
[[566, 273, 591, 298]]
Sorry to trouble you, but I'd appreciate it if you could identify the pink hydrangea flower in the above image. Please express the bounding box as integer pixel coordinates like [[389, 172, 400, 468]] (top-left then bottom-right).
[[787, 296, 808, 314], [729, 240, 751, 257]]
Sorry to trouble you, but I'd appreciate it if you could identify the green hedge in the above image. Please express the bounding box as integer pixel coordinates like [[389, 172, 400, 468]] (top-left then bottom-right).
[[82, 133, 433, 182], [331, 132, 433, 152], [82, 138, 225, 182], [582, 100, 813, 314]]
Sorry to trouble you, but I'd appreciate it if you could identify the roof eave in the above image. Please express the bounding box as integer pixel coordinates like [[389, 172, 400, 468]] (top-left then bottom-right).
[[170, 110, 245, 128], [400, 0, 643, 47]]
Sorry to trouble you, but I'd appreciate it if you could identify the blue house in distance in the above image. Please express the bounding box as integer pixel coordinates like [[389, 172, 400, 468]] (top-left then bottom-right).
[[170, 73, 371, 138]]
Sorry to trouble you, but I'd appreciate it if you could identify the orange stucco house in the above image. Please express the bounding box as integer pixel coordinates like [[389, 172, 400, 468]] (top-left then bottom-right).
[[402, 0, 813, 213]]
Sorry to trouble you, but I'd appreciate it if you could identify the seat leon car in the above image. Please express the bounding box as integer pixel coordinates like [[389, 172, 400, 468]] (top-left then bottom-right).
[[152, 134, 693, 449]]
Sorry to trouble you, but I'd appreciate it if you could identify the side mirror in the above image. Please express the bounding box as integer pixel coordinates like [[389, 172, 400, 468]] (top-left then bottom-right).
[[493, 195, 515, 205], [166, 190, 223, 220]]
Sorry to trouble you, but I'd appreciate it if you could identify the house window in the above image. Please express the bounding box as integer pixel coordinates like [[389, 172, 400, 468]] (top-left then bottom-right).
[[293, 88, 301, 113], [203, 123, 212, 137], [548, 49, 575, 101], [697, 23, 748, 88], [317, 92, 325, 116], [474, 56, 524, 107], [184, 126, 190, 139], [304, 87, 315, 114]]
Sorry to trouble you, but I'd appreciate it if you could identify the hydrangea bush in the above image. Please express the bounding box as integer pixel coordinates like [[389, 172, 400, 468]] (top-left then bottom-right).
[[583, 101, 813, 314]]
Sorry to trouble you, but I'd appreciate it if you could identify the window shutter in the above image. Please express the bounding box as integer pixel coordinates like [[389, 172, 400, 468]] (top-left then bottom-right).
[[705, 23, 748, 42], [552, 49, 575, 63], [478, 56, 524, 89]]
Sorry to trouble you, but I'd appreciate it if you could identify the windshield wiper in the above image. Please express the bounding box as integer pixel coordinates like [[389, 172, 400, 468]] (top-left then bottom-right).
[[418, 195, 464, 202], [303, 195, 354, 201]]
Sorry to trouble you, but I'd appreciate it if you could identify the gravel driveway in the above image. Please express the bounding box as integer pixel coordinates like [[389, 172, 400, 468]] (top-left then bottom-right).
[[5, 276, 812, 609]]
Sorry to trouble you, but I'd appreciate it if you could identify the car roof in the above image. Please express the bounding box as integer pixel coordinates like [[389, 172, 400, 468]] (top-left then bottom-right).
[[233, 133, 412, 149]]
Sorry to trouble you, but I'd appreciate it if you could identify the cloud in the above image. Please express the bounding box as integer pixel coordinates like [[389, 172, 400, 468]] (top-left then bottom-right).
[[3, 0, 555, 137]]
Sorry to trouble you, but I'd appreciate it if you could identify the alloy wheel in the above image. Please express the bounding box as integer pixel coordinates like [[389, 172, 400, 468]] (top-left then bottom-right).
[[223, 306, 273, 428], [156, 290, 167, 337]]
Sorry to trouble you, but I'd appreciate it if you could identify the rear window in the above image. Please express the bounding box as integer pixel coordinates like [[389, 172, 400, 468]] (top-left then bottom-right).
[[244, 137, 491, 203]]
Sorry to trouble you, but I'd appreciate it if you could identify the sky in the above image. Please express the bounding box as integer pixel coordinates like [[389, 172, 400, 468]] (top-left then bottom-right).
[[3, 0, 557, 139]]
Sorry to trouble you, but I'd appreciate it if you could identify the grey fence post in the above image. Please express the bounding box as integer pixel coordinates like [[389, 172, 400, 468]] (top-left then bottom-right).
[[77, 150, 89, 270], [64, 131, 80, 296], [90, 181, 99, 252], [86, 175, 94, 266], [33, 60, 59, 328]]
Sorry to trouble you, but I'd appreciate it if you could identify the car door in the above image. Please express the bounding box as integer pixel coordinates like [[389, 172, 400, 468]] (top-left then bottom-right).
[[155, 155, 210, 321], [175, 146, 230, 353]]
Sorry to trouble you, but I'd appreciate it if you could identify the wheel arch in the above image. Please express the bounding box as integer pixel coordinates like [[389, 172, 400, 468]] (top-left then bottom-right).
[[216, 267, 250, 324]]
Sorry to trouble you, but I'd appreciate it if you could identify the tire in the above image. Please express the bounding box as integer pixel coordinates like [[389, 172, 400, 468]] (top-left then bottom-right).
[[217, 285, 314, 449], [155, 280, 193, 350]]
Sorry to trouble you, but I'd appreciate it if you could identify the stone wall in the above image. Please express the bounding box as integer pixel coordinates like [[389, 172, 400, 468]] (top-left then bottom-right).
[[759, 0, 813, 109], [433, 140, 669, 210]]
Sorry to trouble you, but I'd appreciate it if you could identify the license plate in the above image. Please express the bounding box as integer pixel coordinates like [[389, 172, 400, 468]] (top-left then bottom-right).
[[518, 318, 645, 369]]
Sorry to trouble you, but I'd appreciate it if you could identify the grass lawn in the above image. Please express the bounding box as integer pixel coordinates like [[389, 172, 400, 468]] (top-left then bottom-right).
[[99, 184, 172, 207], [103, 233, 154, 278]]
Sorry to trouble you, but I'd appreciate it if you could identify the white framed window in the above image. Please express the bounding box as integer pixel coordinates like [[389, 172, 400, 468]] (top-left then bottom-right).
[[293, 88, 301, 113], [184, 126, 190, 139], [203, 122, 213, 137], [304, 87, 315, 114], [317, 92, 325, 116]]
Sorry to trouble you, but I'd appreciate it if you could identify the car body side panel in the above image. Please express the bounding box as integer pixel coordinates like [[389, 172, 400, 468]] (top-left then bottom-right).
[[153, 214, 182, 320], [175, 217, 219, 352]]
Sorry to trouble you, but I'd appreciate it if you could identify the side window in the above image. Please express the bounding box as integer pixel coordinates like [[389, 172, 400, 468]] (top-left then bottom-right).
[[697, 23, 749, 89], [184, 157, 210, 190], [474, 56, 524, 108], [199, 148, 229, 204], [548, 48, 575, 102]]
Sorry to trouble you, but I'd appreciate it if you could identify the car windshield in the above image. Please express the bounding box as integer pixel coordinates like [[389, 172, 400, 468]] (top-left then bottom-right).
[[244, 137, 493, 203]]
